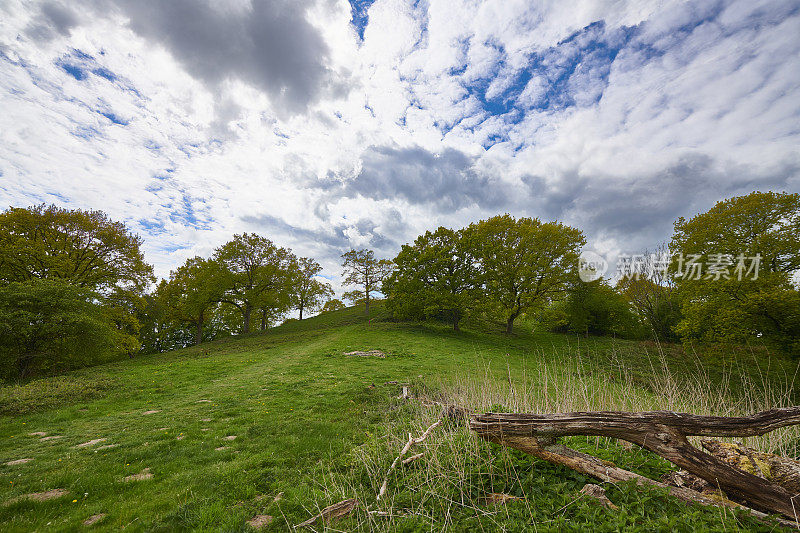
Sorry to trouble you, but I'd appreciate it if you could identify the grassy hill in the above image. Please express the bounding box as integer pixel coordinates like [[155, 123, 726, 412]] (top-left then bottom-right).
[[1, 303, 798, 531]]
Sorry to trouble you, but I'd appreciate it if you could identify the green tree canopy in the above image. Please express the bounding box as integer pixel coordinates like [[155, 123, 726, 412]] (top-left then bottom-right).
[[341, 249, 393, 315], [291, 257, 334, 320], [670, 191, 800, 356], [384, 227, 479, 330], [0, 279, 135, 379], [160, 257, 222, 345], [213, 233, 296, 333], [0, 204, 154, 295], [465, 214, 585, 334], [542, 279, 641, 338]]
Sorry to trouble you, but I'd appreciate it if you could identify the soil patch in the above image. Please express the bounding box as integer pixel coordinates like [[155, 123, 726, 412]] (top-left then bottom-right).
[[246, 515, 273, 529], [122, 468, 152, 482], [344, 350, 386, 358], [5, 488, 68, 506], [76, 438, 106, 448], [83, 513, 107, 526], [5, 458, 33, 466]]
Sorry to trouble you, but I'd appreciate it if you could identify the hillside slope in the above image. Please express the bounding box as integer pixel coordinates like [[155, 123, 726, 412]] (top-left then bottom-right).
[[1, 304, 797, 531]]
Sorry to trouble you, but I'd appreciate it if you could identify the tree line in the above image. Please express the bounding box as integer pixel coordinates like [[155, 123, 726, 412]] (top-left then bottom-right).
[[1, 191, 798, 380]]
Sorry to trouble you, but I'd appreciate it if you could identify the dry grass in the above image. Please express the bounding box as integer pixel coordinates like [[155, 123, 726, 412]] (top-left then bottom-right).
[[313, 342, 800, 530]]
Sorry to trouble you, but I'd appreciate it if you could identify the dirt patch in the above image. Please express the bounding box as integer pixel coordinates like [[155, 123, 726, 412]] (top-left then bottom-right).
[[200, 418, 212, 422], [344, 350, 386, 358], [176, 435, 185, 440], [215, 446, 229, 451], [246, 515, 273, 529], [122, 468, 152, 482], [142, 410, 160, 415], [5, 488, 68, 505], [201, 428, 210, 431], [76, 438, 106, 448], [83, 513, 107, 526], [96, 444, 118, 451], [222, 435, 237, 441], [28, 432, 47, 437], [5, 458, 33, 466], [196, 399, 211, 403], [39, 435, 64, 442]]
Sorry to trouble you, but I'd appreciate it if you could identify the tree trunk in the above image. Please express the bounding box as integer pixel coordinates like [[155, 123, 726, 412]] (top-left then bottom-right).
[[242, 305, 252, 334], [194, 316, 203, 345], [470, 407, 800, 519], [261, 308, 268, 331], [505, 315, 515, 335], [453, 317, 460, 331], [365, 292, 370, 316], [299, 305, 304, 321]]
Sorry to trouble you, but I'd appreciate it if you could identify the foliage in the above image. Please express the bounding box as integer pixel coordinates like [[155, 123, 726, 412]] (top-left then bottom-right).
[[341, 249, 393, 315], [464, 214, 586, 334], [321, 298, 345, 313], [0, 279, 136, 380], [385, 226, 479, 330], [0, 204, 154, 296], [291, 257, 334, 320], [159, 257, 222, 344], [670, 191, 800, 357], [616, 247, 681, 341], [542, 280, 643, 338], [212, 233, 296, 333]]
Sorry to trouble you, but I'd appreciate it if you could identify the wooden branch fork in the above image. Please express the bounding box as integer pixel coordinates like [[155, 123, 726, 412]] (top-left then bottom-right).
[[470, 407, 800, 524]]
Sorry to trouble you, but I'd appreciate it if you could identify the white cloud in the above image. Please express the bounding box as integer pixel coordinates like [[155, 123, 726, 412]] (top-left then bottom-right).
[[1, 0, 798, 292]]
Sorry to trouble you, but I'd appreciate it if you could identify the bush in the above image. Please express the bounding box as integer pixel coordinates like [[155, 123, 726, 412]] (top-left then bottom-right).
[[541, 280, 643, 338], [0, 279, 135, 380]]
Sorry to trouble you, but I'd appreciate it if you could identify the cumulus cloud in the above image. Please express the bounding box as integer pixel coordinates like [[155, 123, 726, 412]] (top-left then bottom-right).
[[1, 0, 799, 293]]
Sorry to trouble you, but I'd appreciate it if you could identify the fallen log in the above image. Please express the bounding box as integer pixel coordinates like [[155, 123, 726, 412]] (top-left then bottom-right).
[[701, 439, 800, 494], [483, 434, 797, 528], [295, 498, 358, 528], [471, 408, 800, 521]]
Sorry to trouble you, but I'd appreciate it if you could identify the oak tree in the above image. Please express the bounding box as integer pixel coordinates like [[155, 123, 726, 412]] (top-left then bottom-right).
[[465, 214, 585, 334], [341, 249, 393, 315]]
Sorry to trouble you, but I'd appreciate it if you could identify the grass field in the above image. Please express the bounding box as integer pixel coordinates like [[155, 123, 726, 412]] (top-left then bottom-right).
[[1, 303, 798, 531]]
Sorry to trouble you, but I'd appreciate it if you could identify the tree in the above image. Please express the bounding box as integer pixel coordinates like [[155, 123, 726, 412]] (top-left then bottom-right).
[[213, 234, 295, 334], [321, 299, 345, 313], [160, 257, 221, 345], [341, 249, 393, 315], [0, 204, 154, 295], [542, 279, 641, 338], [0, 279, 134, 379], [670, 191, 800, 356], [291, 257, 334, 320], [616, 246, 681, 341], [465, 214, 585, 334], [384, 227, 479, 330]]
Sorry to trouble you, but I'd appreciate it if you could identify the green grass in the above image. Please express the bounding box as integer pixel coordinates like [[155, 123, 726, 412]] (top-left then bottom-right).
[[1, 302, 797, 531]]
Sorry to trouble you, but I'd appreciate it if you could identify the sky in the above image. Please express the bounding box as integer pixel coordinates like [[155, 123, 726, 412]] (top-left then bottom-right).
[[1, 0, 799, 295]]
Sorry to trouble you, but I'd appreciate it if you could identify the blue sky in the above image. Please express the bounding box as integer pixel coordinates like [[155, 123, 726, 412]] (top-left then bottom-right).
[[0, 0, 799, 293]]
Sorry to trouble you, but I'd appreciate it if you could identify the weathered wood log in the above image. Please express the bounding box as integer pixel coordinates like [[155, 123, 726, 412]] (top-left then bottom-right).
[[701, 439, 800, 494], [486, 434, 797, 528], [471, 408, 800, 520], [295, 498, 358, 528], [580, 484, 618, 510]]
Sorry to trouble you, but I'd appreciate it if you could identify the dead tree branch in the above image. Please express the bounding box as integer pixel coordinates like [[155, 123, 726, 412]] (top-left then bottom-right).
[[471, 408, 800, 522], [377, 420, 441, 501]]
